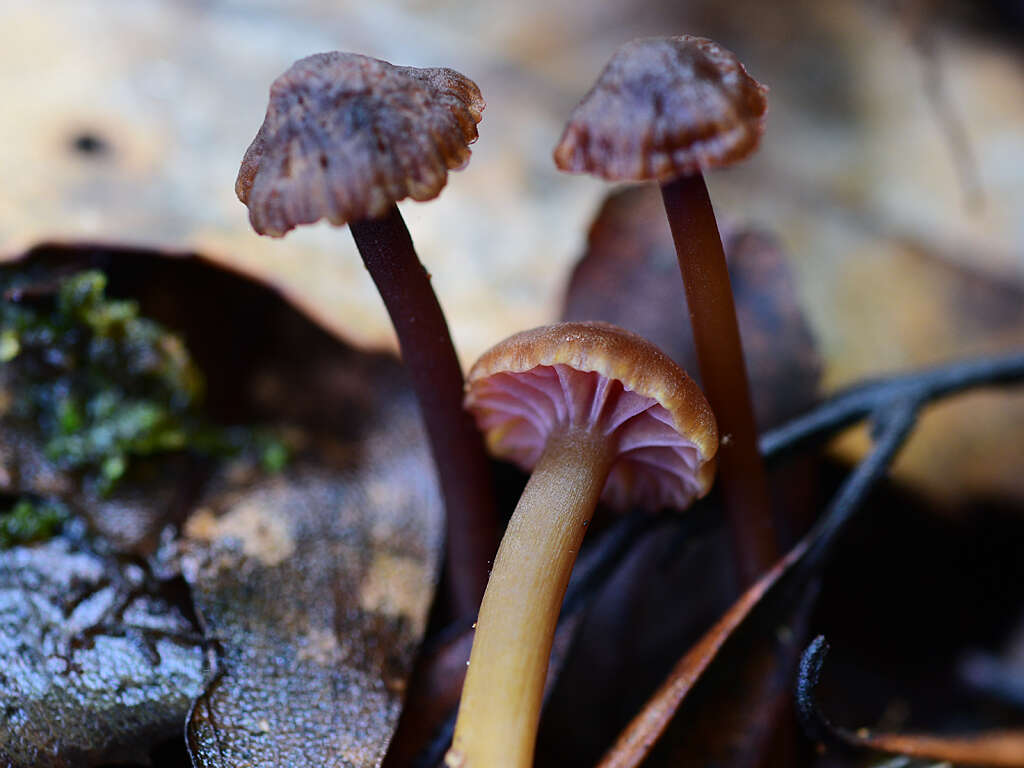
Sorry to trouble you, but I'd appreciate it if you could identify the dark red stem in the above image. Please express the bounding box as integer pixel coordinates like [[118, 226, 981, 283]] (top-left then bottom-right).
[[660, 173, 776, 587], [350, 205, 498, 618]]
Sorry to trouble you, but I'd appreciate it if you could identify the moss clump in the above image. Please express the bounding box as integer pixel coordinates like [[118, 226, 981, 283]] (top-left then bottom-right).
[[0, 498, 69, 549], [1, 269, 287, 495]]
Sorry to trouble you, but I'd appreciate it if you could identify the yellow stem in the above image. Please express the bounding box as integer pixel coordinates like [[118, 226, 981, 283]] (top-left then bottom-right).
[[447, 428, 616, 768]]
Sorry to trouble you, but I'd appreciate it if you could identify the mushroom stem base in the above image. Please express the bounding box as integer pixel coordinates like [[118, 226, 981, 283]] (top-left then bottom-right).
[[447, 429, 616, 768]]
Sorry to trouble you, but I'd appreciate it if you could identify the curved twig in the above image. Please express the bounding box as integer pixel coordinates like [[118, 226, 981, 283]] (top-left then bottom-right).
[[797, 635, 1024, 767], [761, 352, 1024, 459]]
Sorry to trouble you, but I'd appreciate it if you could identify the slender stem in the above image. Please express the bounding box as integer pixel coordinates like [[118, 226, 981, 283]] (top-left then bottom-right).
[[349, 205, 498, 619], [660, 173, 776, 587], [447, 429, 616, 768], [409, 514, 657, 768]]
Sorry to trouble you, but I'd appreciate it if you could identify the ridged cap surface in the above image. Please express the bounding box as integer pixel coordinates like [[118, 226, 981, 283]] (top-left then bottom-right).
[[237, 52, 484, 236], [554, 36, 767, 182]]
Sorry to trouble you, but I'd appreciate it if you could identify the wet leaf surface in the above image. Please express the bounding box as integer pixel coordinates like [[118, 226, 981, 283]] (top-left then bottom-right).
[[183, 418, 441, 767], [0, 533, 206, 767], [1, 245, 444, 766]]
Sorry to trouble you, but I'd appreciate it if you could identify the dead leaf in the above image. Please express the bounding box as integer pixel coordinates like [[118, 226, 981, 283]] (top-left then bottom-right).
[[595, 538, 811, 768], [0, 536, 206, 767], [183, 422, 442, 767], [1, 243, 445, 766], [562, 185, 822, 430]]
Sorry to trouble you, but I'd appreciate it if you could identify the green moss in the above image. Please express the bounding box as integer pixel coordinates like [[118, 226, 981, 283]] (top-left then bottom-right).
[[0, 499, 69, 549], [1, 269, 288, 496]]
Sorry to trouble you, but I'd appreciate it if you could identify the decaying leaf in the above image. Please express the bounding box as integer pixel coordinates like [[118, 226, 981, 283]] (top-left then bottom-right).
[[0, 535, 206, 767], [591, 536, 810, 768], [1, 244, 445, 765], [183, 408, 442, 767], [562, 184, 822, 430]]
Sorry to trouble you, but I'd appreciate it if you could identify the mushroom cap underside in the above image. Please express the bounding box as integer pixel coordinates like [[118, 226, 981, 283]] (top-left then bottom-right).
[[466, 322, 718, 510], [237, 51, 485, 236], [553, 35, 767, 182]]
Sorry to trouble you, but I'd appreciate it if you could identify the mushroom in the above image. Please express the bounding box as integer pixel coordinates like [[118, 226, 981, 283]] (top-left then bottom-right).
[[236, 52, 497, 617], [553, 35, 775, 585], [446, 321, 717, 768]]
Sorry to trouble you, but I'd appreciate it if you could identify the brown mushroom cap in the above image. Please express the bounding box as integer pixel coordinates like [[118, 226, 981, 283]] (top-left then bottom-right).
[[236, 52, 485, 237], [465, 321, 718, 510], [553, 36, 767, 182]]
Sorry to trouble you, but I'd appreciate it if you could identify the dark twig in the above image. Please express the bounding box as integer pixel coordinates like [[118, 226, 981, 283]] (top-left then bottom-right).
[[761, 352, 1024, 459], [798, 398, 919, 572], [797, 634, 1024, 766], [796, 635, 832, 744]]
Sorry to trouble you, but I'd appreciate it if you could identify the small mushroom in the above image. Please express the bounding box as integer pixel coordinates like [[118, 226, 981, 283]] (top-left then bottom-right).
[[554, 35, 775, 586], [446, 321, 717, 768], [236, 52, 497, 618]]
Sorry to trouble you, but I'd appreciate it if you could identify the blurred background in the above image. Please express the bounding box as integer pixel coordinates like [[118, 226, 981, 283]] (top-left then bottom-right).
[[1, 0, 1022, 505]]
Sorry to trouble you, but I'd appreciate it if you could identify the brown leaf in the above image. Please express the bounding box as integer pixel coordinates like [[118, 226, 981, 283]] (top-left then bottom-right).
[[596, 538, 810, 768], [183, 418, 442, 767], [535, 512, 737, 768], [1, 243, 445, 766], [562, 185, 822, 431]]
